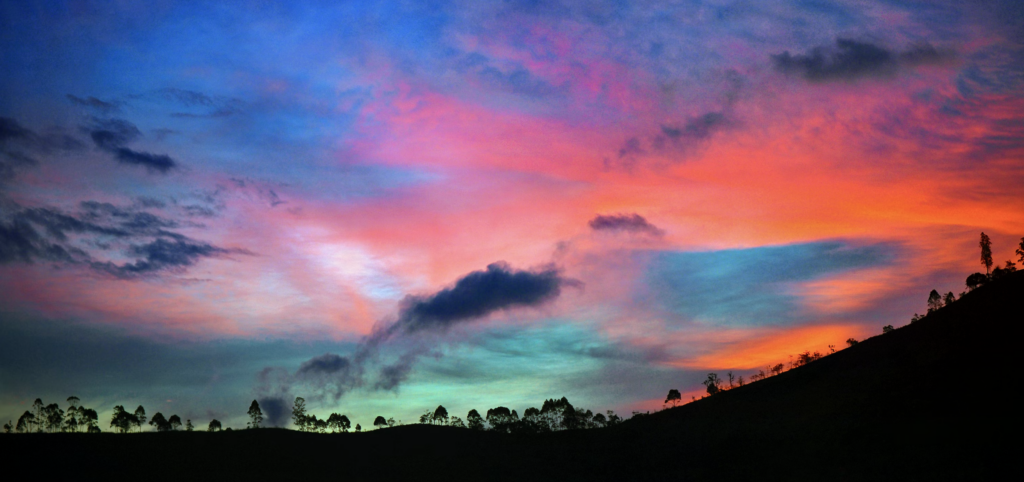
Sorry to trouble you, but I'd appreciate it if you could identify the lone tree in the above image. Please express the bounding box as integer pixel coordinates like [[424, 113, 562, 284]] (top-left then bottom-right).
[[980, 232, 993, 275], [208, 419, 222, 432], [927, 289, 943, 312], [1017, 237, 1024, 264], [168, 414, 182, 431], [149, 412, 169, 432], [702, 373, 722, 396], [432, 405, 449, 425], [291, 397, 307, 431], [373, 416, 388, 429], [665, 389, 681, 407], [186, 419, 194, 431], [247, 400, 263, 429]]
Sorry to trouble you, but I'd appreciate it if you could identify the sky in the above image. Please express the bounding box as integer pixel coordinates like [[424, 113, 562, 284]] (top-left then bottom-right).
[[2, 0, 1023, 430]]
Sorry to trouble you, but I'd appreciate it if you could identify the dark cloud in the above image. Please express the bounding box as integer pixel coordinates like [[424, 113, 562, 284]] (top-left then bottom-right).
[[389, 262, 577, 336], [588, 213, 664, 236], [0, 117, 33, 143], [0, 199, 246, 278], [86, 118, 178, 173], [660, 112, 727, 142], [87, 118, 142, 147], [111, 147, 177, 173], [297, 353, 352, 377], [772, 39, 954, 82], [257, 395, 291, 427], [609, 110, 731, 169], [66, 94, 120, 114], [91, 238, 243, 279]]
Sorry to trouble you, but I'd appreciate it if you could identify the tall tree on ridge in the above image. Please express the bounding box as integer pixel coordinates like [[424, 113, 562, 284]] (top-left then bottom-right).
[[291, 397, 307, 432], [980, 232, 993, 275], [247, 400, 263, 429]]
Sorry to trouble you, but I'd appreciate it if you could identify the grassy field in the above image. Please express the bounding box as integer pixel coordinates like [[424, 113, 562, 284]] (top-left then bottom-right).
[[3, 271, 1019, 481]]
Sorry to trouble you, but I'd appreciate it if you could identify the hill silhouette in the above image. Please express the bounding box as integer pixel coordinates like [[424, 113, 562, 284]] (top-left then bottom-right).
[[3, 271, 1019, 481]]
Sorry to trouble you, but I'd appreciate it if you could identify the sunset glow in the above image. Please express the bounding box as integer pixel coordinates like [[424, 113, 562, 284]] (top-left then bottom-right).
[[2, 0, 1022, 429]]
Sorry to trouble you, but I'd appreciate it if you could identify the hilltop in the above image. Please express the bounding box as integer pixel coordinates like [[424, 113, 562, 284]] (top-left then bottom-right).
[[2, 271, 1019, 481]]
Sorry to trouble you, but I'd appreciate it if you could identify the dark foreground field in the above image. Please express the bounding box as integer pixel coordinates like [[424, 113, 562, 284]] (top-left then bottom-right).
[[4, 272, 1020, 481]]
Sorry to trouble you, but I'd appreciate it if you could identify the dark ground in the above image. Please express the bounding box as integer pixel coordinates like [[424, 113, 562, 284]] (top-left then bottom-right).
[[3, 271, 1020, 481]]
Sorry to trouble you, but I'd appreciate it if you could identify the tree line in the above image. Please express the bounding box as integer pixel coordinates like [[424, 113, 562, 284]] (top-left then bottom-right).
[[4, 397, 228, 434], [285, 395, 624, 434], [662, 233, 1024, 408]]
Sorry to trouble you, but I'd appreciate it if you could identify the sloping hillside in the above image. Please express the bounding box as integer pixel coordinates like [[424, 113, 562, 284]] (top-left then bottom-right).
[[3, 271, 1019, 481]]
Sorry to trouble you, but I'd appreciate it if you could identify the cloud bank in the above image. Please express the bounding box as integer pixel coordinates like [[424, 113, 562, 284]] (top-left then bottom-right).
[[772, 39, 954, 82]]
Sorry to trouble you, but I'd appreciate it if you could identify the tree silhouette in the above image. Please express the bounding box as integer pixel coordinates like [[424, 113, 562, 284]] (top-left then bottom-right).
[[665, 389, 681, 407], [846, 338, 859, 347], [208, 419, 222, 432], [64, 397, 81, 433], [355, 424, 361, 432], [111, 405, 138, 433], [432, 405, 449, 425], [980, 232, 993, 275], [703, 373, 722, 395], [486, 407, 517, 432], [186, 419, 194, 431], [387, 417, 396, 428], [16, 411, 33, 433], [168, 415, 182, 431], [79, 408, 98, 432], [373, 416, 387, 430], [149, 412, 170, 432], [882, 325, 894, 333], [927, 289, 943, 312], [314, 417, 328, 433], [1017, 237, 1024, 264], [291, 397, 307, 432], [43, 403, 63, 432], [944, 292, 956, 306], [133, 406, 146, 433], [327, 413, 351, 433], [247, 400, 263, 429], [3, 421, 11, 433], [448, 416, 466, 428], [466, 409, 485, 430]]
